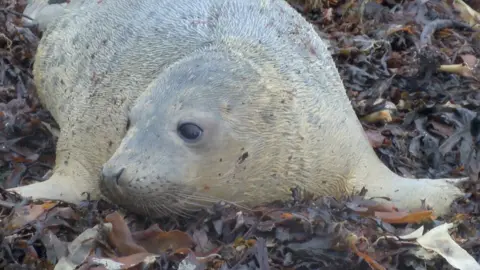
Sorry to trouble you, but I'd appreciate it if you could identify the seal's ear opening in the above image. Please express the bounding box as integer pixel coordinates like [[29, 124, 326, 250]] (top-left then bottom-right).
[[126, 118, 131, 131]]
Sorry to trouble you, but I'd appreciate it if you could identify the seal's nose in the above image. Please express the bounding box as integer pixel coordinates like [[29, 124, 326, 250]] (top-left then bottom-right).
[[101, 166, 125, 186]]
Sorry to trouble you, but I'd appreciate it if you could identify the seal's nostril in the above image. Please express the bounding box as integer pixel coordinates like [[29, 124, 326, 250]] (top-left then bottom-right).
[[114, 168, 125, 185], [102, 167, 126, 187]]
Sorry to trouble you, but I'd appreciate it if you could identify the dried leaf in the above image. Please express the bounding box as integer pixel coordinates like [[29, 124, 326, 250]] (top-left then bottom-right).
[[41, 230, 69, 264], [54, 224, 112, 270], [460, 54, 478, 67], [399, 226, 425, 240], [192, 228, 218, 255], [428, 119, 455, 138], [374, 210, 435, 224], [104, 212, 147, 256], [375, 226, 425, 242], [416, 223, 480, 270], [280, 213, 294, 219], [348, 236, 386, 270], [82, 252, 158, 270], [178, 252, 207, 270], [3, 162, 27, 188], [452, 0, 480, 29], [7, 201, 58, 230], [136, 229, 195, 254], [346, 197, 398, 215], [365, 130, 387, 148], [361, 110, 393, 124], [438, 64, 476, 79]]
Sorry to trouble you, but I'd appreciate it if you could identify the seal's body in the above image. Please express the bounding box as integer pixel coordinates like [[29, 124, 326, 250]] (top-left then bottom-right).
[[13, 0, 466, 216]]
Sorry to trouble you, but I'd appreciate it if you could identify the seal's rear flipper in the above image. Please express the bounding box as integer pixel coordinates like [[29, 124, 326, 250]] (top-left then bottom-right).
[[23, 0, 68, 31], [366, 175, 467, 216]]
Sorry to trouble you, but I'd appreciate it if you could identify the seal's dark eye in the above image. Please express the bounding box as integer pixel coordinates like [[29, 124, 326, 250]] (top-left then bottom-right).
[[177, 123, 203, 142]]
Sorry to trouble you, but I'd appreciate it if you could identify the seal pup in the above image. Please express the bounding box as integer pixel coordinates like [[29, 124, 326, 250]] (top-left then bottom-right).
[[10, 0, 467, 217]]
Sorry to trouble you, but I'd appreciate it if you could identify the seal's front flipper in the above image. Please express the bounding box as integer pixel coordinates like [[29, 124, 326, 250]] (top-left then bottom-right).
[[6, 172, 99, 204]]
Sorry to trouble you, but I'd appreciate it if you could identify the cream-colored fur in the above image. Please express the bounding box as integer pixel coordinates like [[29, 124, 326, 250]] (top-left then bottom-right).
[[10, 0, 467, 217]]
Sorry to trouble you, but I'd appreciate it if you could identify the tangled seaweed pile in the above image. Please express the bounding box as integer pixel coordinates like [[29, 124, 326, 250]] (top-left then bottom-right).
[[0, 0, 479, 269]]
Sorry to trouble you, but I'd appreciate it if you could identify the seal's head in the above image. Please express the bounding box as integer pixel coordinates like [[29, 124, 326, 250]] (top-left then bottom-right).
[[100, 46, 302, 217]]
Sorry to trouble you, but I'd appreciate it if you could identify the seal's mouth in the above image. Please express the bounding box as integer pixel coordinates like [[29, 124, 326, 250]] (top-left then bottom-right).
[[98, 173, 137, 211], [99, 181, 153, 216], [98, 176, 122, 203], [99, 173, 119, 196], [99, 175, 212, 217]]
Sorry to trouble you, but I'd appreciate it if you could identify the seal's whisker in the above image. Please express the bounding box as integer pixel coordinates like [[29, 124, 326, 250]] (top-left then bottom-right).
[[174, 192, 238, 204], [141, 202, 153, 216], [178, 199, 212, 209], [151, 203, 170, 217], [162, 203, 196, 218], [143, 194, 198, 217], [142, 202, 173, 217], [132, 197, 162, 216], [172, 192, 221, 203], [172, 192, 252, 212]]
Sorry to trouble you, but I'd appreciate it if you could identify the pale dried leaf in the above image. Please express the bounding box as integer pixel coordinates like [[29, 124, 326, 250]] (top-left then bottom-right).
[[54, 223, 113, 270], [399, 226, 424, 240], [452, 0, 480, 29], [416, 223, 480, 270]]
